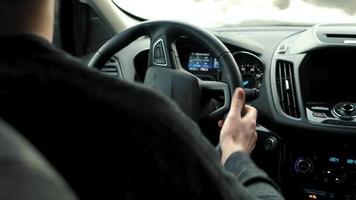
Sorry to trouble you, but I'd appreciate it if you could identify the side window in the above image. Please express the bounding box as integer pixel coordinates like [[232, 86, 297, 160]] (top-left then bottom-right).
[[53, 0, 62, 49], [85, 8, 114, 54], [59, 0, 114, 57]]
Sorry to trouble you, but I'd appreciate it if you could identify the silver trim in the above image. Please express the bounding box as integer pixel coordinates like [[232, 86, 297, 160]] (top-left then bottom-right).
[[232, 51, 265, 66], [331, 105, 356, 119], [310, 106, 329, 111], [285, 80, 290, 90], [278, 43, 288, 54], [232, 51, 265, 89], [153, 39, 168, 67], [342, 104, 355, 113], [344, 40, 356, 44]]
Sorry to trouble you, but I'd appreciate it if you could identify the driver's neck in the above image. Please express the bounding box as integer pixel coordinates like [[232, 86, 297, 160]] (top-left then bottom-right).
[[0, 0, 55, 43]]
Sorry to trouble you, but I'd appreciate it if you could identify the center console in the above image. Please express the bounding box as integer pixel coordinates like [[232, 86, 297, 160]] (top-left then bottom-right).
[[281, 47, 356, 199], [270, 25, 356, 200], [300, 48, 356, 126], [285, 140, 356, 200]]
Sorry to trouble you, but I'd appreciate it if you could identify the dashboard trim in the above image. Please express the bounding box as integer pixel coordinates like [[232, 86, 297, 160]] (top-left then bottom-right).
[[270, 54, 306, 122], [232, 51, 265, 90]]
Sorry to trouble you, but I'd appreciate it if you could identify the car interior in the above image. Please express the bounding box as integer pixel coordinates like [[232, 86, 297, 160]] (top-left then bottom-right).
[[4, 0, 356, 199]]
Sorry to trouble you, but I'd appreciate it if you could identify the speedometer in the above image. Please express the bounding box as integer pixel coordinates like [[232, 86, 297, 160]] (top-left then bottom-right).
[[233, 52, 265, 89]]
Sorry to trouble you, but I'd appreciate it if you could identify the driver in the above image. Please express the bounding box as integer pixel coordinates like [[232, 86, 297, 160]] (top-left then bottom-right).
[[0, 0, 284, 200]]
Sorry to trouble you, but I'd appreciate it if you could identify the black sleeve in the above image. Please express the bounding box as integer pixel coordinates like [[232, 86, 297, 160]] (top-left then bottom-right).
[[0, 119, 78, 200], [224, 152, 284, 200], [135, 93, 286, 200]]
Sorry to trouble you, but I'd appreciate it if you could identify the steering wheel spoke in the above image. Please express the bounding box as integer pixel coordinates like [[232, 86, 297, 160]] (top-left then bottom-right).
[[199, 80, 231, 120], [148, 28, 180, 69]]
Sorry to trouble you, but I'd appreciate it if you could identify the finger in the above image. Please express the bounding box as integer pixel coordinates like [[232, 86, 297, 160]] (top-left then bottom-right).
[[229, 88, 245, 117], [218, 120, 224, 128], [242, 105, 258, 121]]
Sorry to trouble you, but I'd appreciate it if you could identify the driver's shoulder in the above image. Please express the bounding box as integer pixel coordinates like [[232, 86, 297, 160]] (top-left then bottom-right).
[[0, 34, 198, 135], [43, 46, 188, 126]]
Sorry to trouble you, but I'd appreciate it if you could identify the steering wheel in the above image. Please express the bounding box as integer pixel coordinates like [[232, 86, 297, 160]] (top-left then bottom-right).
[[89, 20, 243, 122]]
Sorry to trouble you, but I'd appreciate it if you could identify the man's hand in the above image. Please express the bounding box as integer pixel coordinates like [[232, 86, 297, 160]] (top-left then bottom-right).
[[219, 88, 258, 165]]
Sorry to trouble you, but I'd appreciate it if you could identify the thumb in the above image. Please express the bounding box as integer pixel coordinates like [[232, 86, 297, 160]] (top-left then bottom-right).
[[229, 88, 245, 117]]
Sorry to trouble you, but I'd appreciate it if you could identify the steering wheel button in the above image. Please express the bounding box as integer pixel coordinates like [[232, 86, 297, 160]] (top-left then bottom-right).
[[153, 39, 167, 66], [154, 46, 162, 58]]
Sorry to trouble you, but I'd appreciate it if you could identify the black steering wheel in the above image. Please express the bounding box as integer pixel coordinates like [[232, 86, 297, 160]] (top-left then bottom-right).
[[89, 20, 243, 121]]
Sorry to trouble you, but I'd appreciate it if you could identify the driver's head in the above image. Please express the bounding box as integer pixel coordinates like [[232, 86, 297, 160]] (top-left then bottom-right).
[[0, 0, 55, 42]]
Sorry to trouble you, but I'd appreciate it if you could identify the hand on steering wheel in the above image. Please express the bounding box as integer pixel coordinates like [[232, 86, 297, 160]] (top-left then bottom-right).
[[218, 88, 258, 164]]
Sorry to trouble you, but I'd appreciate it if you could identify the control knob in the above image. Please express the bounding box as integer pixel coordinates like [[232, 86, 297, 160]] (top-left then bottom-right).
[[295, 157, 313, 174], [332, 102, 356, 119], [264, 136, 278, 151], [342, 103, 355, 115]]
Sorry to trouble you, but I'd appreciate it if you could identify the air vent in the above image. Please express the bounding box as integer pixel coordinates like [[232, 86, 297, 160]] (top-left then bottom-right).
[[100, 58, 121, 78], [276, 60, 300, 118], [316, 25, 356, 44], [325, 34, 356, 39]]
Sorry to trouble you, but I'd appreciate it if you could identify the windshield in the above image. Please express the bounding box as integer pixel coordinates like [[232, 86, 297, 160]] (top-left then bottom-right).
[[113, 0, 356, 27]]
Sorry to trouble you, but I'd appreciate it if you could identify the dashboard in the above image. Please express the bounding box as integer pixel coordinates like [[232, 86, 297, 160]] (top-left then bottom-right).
[[175, 38, 265, 89], [181, 50, 265, 90], [109, 23, 356, 200], [271, 24, 356, 200]]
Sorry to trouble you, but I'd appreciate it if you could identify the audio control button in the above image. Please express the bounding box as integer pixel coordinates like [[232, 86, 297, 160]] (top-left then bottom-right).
[[295, 157, 313, 174]]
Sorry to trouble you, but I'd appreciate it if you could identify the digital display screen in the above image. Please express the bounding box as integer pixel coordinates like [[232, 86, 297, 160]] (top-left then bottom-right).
[[188, 52, 219, 72], [301, 49, 356, 103], [329, 156, 356, 166]]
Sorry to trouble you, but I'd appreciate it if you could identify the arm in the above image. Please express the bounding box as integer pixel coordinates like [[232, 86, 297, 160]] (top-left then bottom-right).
[[219, 88, 284, 199], [224, 152, 283, 199]]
